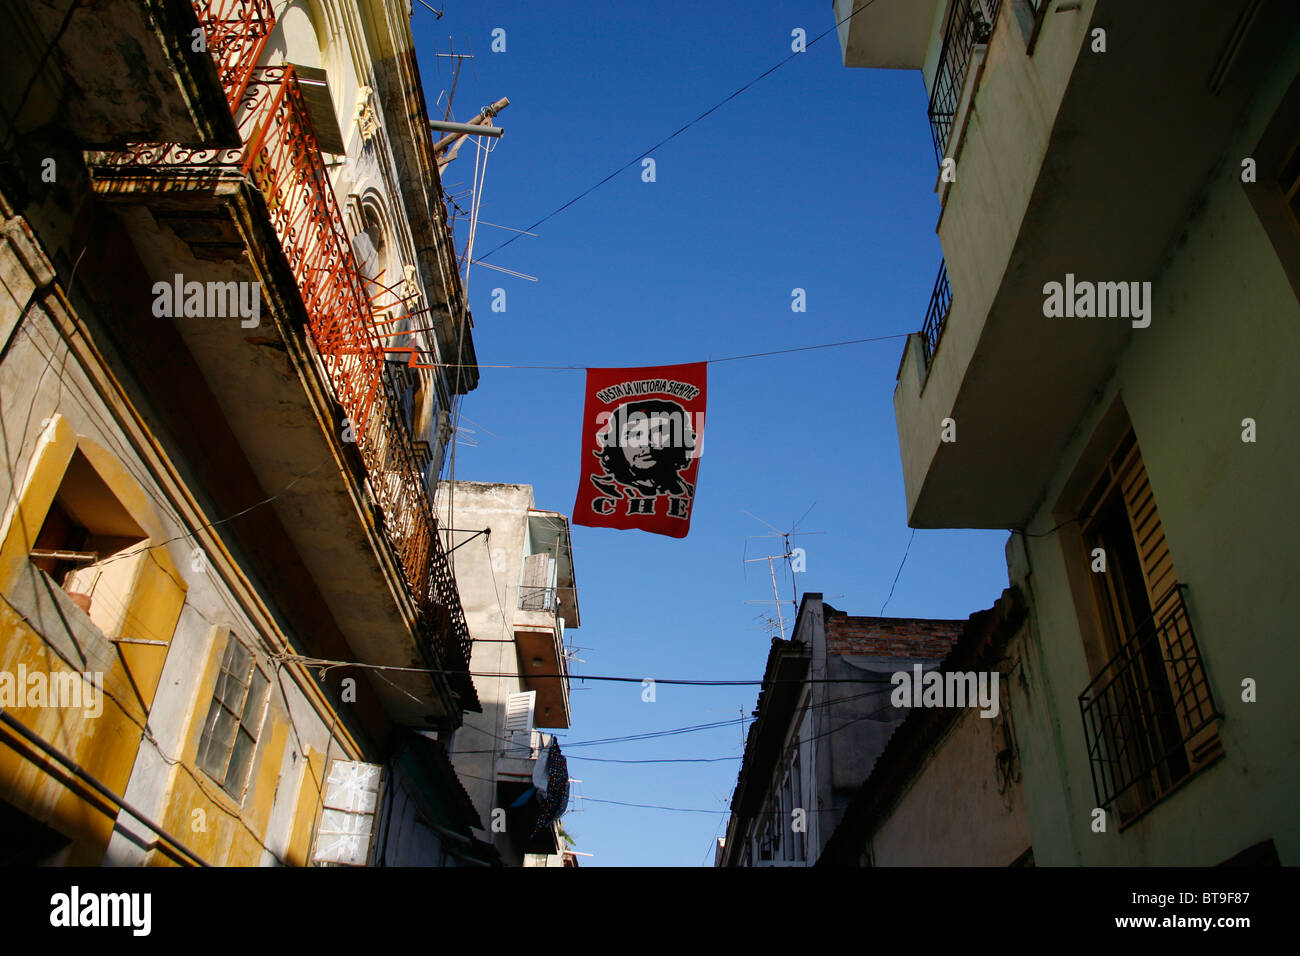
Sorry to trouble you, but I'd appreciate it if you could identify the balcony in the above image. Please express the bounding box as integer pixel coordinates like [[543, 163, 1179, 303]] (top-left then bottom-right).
[[836, 0, 945, 71], [513, 513, 578, 729], [0, 0, 270, 148], [890, 0, 1286, 528], [919, 261, 952, 374], [1078, 587, 1221, 816], [928, 1, 1000, 166], [83, 46, 477, 721]]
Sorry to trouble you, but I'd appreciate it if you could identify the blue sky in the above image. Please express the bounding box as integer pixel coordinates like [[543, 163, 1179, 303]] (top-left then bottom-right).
[[413, 0, 1009, 866]]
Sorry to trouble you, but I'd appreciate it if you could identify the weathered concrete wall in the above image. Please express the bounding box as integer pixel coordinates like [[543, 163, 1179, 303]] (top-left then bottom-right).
[[0, 220, 375, 867], [435, 481, 535, 864], [1011, 34, 1300, 865], [895, 0, 1093, 519], [871, 686, 1030, 866]]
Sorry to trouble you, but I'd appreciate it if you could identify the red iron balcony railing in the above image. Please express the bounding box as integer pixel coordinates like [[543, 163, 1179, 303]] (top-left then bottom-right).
[[240, 67, 474, 681], [94, 60, 475, 694], [194, 0, 277, 112]]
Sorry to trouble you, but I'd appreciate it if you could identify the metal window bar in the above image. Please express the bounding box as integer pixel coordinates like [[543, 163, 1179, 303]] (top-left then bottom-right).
[[921, 260, 953, 372], [1078, 586, 1219, 810], [929, 0, 1003, 166]]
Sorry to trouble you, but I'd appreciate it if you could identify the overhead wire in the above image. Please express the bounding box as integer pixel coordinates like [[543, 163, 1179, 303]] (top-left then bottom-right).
[[474, 0, 886, 263], [267, 653, 905, 689], [405, 333, 914, 373], [0, 258, 349, 860]]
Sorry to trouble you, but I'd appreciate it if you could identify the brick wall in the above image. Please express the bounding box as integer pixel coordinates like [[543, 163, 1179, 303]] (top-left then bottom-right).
[[823, 609, 965, 659]]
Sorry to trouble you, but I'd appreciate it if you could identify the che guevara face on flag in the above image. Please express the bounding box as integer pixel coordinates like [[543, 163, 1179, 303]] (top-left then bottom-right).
[[573, 363, 706, 538]]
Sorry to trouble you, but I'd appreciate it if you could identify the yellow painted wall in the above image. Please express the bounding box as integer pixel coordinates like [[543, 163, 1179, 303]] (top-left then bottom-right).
[[0, 414, 334, 866]]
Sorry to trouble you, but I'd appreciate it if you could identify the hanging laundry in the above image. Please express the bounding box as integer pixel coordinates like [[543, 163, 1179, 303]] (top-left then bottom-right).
[[532, 737, 569, 837]]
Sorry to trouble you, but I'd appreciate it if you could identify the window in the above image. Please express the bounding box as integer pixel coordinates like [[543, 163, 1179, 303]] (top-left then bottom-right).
[[288, 64, 346, 155], [1075, 427, 1220, 818], [1280, 131, 1300, 232], [28, 449, 147, 623], [757, 807, 775, 862], [1244, 67, 1300, 302], [751, 735, 809, 865], [790, 741, 805, 862], [5, 422, 187, 712], [504, 690, 537, 758], [197, 632, 269, 801], [1011, 0, 1048, 52]]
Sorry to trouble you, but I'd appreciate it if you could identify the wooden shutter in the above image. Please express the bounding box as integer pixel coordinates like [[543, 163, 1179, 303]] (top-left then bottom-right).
[[504, 691, 536, 757], [288, 64, 347, 154], [1115, 444, 1178, 621], [519, 552, 549, 610], [1115, 442, 1220, 768]]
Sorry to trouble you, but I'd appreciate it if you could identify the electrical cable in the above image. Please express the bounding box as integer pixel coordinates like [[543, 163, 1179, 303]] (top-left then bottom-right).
[[269, 653, 904, 688], [475, 0, 886, 263], [879, 527, 916, 614], [396, 332, 913, 372], [449, 686, 895, 757], [0, 0, 83, 152]]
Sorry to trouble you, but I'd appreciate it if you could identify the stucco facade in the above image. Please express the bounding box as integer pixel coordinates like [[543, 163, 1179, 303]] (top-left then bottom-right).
[[435, 481, 579, 866], [843, 0, 1300, 865], [719, 593, 966, 866], [0, 0, 487, 866]]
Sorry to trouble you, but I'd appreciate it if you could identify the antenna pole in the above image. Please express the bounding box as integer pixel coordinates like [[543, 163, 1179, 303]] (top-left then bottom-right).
[[768, 556, 785, 638]]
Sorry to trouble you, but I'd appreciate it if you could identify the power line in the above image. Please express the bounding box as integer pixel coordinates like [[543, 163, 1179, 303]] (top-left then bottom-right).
[[449, 687, 892, 757], [575, 796, 861, 815], [408, 332, 912, 372], [476, 0, 885, 263], [879, 528, 916, 614], [568, 755, 740, 764], [0, 0, 83, 151], [272, 652, 903, 688]]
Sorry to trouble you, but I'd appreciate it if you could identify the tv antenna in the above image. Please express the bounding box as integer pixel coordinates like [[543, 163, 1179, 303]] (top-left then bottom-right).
[[741, 505, 823, 640]]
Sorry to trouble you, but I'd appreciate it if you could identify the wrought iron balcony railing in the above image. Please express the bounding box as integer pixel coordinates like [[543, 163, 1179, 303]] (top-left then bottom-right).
[[920, 260, 952, 375], [928, 0, 1002, 166], [93, 16, 476, 698], [241, 68, 474, 683], [194, 0, 277, 112], [518, 585, 558, 613], [1078, 586, 1220, 811]]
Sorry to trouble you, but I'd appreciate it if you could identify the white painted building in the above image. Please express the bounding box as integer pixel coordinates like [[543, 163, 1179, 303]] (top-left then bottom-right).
[[436, 481, 581, 866]]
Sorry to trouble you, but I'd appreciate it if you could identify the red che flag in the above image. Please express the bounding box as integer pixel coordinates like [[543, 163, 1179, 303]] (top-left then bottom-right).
[[572, 363, 707, 538]]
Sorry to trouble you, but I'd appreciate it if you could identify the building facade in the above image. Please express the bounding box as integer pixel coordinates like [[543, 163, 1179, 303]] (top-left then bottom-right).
[[435, 481, 579, 866], [0, 0, 489, 865], [718, 593, 966, 866], [840, 0, 1300, 864], [818, 588, 1031, 866]]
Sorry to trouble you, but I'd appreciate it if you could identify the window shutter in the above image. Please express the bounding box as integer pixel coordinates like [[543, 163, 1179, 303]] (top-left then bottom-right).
[[1115, 444, 1220, 769], [1116, 445, 1177, 619], [288, 64, 347, 154], [314, 760, 382, 866], [504, 690, 536, 757], [519, 553, 549, 610]]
